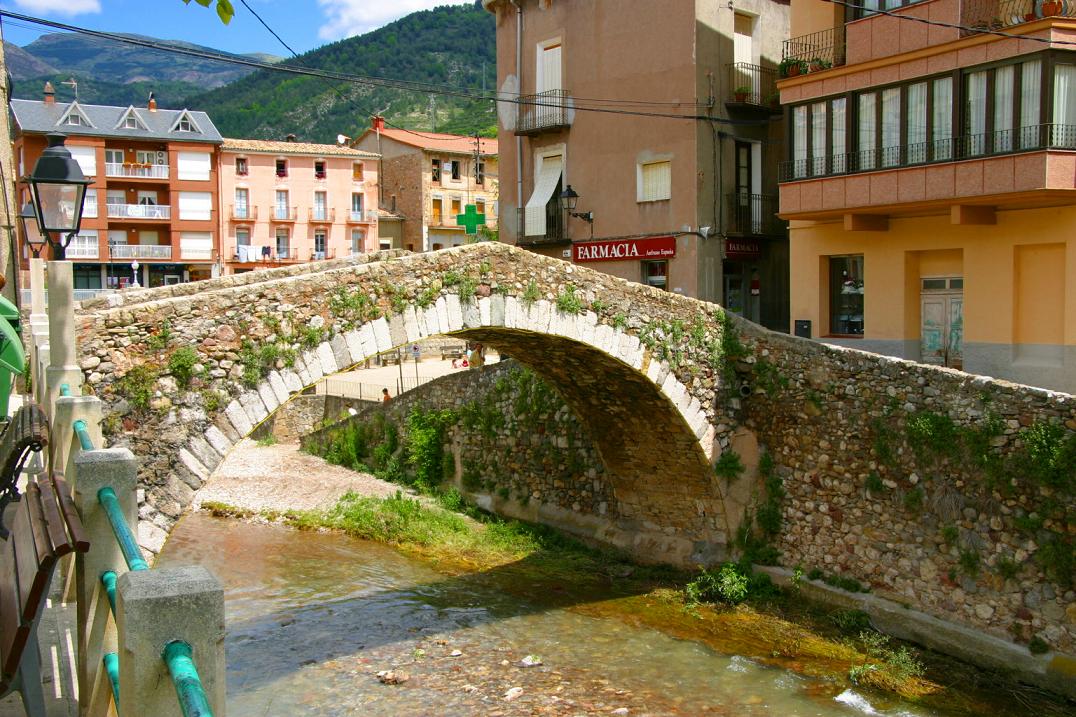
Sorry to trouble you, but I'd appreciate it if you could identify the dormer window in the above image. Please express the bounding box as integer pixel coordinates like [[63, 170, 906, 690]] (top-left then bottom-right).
[[276, 159, 288, 178], [177, 116, 194, 132], [66, 114, 82, 126], [56, 102, 94, 129], [235, 157, 248, 176], [314, 160, 326, 179]]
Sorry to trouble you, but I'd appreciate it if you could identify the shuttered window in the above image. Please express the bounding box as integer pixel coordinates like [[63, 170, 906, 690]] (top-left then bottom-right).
[[178, 192, 212, 220], [180, 232, 213, 260], [638, 160, 671, 202], [524, 154, 562, 235], [177, 152, 211, 180], [68, 146, 97, 176]]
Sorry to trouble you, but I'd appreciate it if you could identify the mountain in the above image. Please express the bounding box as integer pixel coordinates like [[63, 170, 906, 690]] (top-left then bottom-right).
[[13, 33, 279, 87], [188, 3, 497, 143], [3, 41, 57, 79]]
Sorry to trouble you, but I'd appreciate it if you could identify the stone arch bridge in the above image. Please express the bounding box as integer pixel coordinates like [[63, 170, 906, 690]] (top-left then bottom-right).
[[71, 243, 1076, 667]]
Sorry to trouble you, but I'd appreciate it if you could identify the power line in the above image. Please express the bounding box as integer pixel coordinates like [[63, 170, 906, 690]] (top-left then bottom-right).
[[821, 0, 1076, 47], [0, 10, 736, 125]]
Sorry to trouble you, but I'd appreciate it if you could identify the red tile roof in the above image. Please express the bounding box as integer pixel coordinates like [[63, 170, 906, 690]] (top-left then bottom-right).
[[358, 128, 497, 156]]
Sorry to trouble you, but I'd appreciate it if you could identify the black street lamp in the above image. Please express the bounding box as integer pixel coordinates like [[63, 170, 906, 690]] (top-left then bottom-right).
[[17, 201, 47, 259], [559, 184, 593, 224], [25, 132, 91, 261]]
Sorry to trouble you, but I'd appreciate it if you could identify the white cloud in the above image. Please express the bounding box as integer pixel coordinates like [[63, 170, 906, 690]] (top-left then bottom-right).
[[317, 0, 474, 41], [12, 0, 101, 15]]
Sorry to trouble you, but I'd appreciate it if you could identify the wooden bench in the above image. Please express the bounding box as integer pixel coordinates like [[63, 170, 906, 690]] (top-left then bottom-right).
[[440, 345, 466, 361], [0, 405, 49, 539], [0, 472, 88, 715]]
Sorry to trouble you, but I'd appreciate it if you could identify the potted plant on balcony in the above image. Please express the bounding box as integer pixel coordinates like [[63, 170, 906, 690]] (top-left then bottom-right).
[[778, 58, 806, 78], [1042, 0, 1062, 16], [733, 85, 752, 102], [809, 57, 832, 72]]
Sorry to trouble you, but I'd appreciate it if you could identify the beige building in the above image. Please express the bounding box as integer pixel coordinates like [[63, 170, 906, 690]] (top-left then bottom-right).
[[779, 0, 1076, 392], [484, 0, 791, 331], [218, 138, 379, 274], [354, 118, 498, 251]]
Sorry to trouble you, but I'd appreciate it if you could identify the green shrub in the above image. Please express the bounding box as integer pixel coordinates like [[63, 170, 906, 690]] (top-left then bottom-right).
[[522, 279, 540, 305], [167, 347, 199, 389], [865, 472, 886, 493], [903, 487, 924, 513], [685, 563, 750, 605], [555, 283, 584, 314], [1028, 636, 1050, 655], [959, 548, 980, 577], [116, 364, 159, 411], [713, 450, 745, 481], [831, 609, 872, 634]]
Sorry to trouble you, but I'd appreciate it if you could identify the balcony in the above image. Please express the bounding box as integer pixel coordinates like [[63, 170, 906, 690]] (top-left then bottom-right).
[[726, 63, 780, 114], [515, 90, 572, 136], [229, 205, 258, 222], [779, 123, 1076, 182], [104, 162, 169, 179], [108, 244, 172, 260], [347, 209, 376, 224], [106, 203, 171, 220], [781, 26, 846, 76], [309, 207, 336, 223], [230, 245, 302, 263], [960, 0, 1074, 36], [271, 207, 298, 222], [514, 206, 567, 246], [309, 248, 336, 261], [725, 193, 785, 236], [66, 243, 99, 259]]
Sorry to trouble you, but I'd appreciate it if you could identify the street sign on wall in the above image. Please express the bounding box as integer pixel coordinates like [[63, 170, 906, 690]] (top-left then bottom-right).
[[573, 236, 676, 263], [725, 238, 762, 260]]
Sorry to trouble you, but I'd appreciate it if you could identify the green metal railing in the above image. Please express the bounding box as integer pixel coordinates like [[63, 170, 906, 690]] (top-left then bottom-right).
[[97, 487, 149, 571], [59, 383, 70, 397], [73, 419, 93, 451], [164, 641, 213, 717], [103, 652, 120, 705]]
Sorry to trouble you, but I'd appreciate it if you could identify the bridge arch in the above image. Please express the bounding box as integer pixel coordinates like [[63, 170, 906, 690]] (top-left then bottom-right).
[[75, 244, 744, 562]]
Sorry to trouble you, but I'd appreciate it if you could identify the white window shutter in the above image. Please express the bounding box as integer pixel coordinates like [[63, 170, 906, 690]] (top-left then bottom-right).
[[178, 192, 212, 220], [177, 152, 211, 180], [524, 155, 563, 236], [68, 146, 97, 176]]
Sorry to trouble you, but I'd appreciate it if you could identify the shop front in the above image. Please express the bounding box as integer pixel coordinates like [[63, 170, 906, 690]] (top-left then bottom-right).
[[571, 235, 679, 293]]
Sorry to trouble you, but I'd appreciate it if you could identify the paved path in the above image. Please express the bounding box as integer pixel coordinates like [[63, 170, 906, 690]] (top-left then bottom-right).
[[0, 581, 78, 717]]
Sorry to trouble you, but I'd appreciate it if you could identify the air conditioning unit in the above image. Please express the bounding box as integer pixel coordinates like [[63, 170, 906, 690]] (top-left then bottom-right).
[[156, 150, 166, 164]]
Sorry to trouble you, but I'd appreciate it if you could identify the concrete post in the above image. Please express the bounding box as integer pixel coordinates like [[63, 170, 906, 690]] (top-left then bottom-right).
[[28, 257, 48, 399], [72, 447, 138, 717], [33, 343, 49, 407], [52, 396, 103, 484], [116, 567, 226, 717], [29, 256, 46, 317], [45, 260, 83, 416]]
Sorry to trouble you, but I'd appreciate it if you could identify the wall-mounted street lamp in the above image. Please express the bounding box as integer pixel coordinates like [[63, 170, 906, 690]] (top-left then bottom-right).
[[25, 132, 91, 261], [559, 185, 593, 224], [18, 201, 47, 258]]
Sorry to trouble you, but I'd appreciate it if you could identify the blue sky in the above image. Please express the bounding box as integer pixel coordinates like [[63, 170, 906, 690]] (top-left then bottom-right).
[[1, 0, 475, 55]]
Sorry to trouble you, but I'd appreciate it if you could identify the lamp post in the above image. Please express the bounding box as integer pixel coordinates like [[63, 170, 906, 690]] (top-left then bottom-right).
[[18, 201, 47, 259], [559, 184, 594, 240], [130, 260, 141, 289], [25, 132, 91, 261]]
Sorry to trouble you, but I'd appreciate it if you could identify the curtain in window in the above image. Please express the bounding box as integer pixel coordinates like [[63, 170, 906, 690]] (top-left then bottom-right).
[[1020, 61, 1042, 149], [881, 88, 901, 167], [858, 94, 877, 170], [906, 82, 927, 163], [965, 71, 987, 156], [994, 66, 1014, 152], [832, 98, 847, 173], [811, 102, 827, 176], [1053, 65, 1076, 148], [793, 106, 808, 178], [933, 77, 953, 160]]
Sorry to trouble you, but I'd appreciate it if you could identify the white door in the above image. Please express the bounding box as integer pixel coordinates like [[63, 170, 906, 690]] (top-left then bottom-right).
[[734, 14, 753, 66], [538, 43, 562, 94]]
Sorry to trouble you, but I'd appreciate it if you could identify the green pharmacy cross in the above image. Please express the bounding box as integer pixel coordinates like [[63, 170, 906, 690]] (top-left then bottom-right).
[[456, 204, 486, 235]]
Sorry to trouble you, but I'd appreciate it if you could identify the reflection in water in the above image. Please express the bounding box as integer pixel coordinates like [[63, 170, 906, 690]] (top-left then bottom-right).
[[159, 514, 939, 716]]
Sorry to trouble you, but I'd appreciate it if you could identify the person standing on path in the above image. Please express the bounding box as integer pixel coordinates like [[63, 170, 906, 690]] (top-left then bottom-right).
[[382, 388, 391, 403]]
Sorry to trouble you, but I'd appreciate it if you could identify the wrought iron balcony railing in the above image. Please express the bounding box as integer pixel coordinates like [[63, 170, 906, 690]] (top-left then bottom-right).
[[516, 90, 572, 135], [726, 63, 779, 110], [960, 0, 1074, 36], [725, 193, 785, 236], [515, 206, 567, 245], [781, 26, 846, 75]]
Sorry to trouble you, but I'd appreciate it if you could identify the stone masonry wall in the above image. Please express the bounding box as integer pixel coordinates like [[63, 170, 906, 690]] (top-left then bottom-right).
[[303, 360, 618, 539]]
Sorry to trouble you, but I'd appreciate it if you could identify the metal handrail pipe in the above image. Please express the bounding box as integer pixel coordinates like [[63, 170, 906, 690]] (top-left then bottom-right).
[[59, 384, 70, 397], [103, 652, 120, 706], [101, 570, 118, 615], [97, 487, 149, 571], [73, 419, 94, 451], [163, 641, 214, 717]]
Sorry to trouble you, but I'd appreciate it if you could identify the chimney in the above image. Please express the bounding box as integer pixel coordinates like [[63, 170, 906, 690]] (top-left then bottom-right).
[[43, 81, 55, 105], [148, 91, 157, 112], [372, 115, 385, 132], [285, 133, 297, 143]]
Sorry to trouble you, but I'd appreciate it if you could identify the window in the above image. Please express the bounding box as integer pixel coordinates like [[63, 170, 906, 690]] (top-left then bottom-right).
[[314, 230, 327, 258], [275, 190, 289, 220], [275, 228, 290, 258], [177, 152, 211, 180], [314, 161, 326, 179], [124, 114, 139, 129], [450, 160, 461, 181], [275, 159, 287, 178], [135, 150, 163, 165], [643, 261, 668, 290], [105, 149, 124, 166], [1052, 64, 1075, 147], [638, 160, 672, 202], [477, 161, 485, 185], [313, 191, 327, 221], [450, 198, 462, 220], [69, 232, 99, 260], [380, 239, 392, 251], [829, 256, 864, 336], [432, 197, 443, 225], [178, 192, 212, 221], [83, 189, 98, 219], [352, 162, 364, 180], [351, 193, 364, 221], [351, 229, 364, 254], [236, 228, 250, 247], [66, 114, 82, 126], [235, 157, 248, 176], [851, 0, 929, 20], [73, 263, 102, 290], [432, 158, 441, 182], [235, 188, 249, 219], [67, 146, 97, 177], [177, 115, 195, 132], [475, 198, 485, 215]]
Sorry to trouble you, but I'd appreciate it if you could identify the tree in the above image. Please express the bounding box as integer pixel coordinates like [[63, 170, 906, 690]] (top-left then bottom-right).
[[182, 0, 235, 25]]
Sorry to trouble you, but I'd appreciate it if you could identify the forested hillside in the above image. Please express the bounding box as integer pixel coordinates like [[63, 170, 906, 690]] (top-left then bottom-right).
[[188, 3, 497, 142]]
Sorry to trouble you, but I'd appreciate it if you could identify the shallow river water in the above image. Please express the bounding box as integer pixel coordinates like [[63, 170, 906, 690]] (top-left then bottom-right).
[[158, 513, 1022, 717]]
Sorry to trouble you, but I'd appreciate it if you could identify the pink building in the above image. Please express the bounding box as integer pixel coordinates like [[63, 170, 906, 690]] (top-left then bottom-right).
[[218, 137, 380, 273]]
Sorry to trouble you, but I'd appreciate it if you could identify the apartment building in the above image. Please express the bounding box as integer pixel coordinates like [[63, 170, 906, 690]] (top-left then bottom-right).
[[11, 88, 222, 292], [354, 118, 498, 252], [779, 0, 1076, 392], [218, 138, 380, 273], [483, 0, 790, 330]]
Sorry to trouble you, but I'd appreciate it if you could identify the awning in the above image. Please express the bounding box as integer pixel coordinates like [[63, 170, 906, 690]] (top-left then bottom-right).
[[524, 155, 562, 236], [0, 315, 25, 375]]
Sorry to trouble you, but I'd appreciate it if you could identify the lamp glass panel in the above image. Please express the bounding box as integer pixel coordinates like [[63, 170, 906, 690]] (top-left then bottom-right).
[[33, 182, 86, 233]]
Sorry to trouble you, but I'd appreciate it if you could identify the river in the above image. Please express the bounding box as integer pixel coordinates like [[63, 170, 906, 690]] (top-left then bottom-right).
[[155, 512, 1064, 717]]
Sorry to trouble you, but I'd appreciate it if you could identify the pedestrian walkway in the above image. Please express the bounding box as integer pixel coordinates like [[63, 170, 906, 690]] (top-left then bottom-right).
[[318, 353, 500, 400]]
